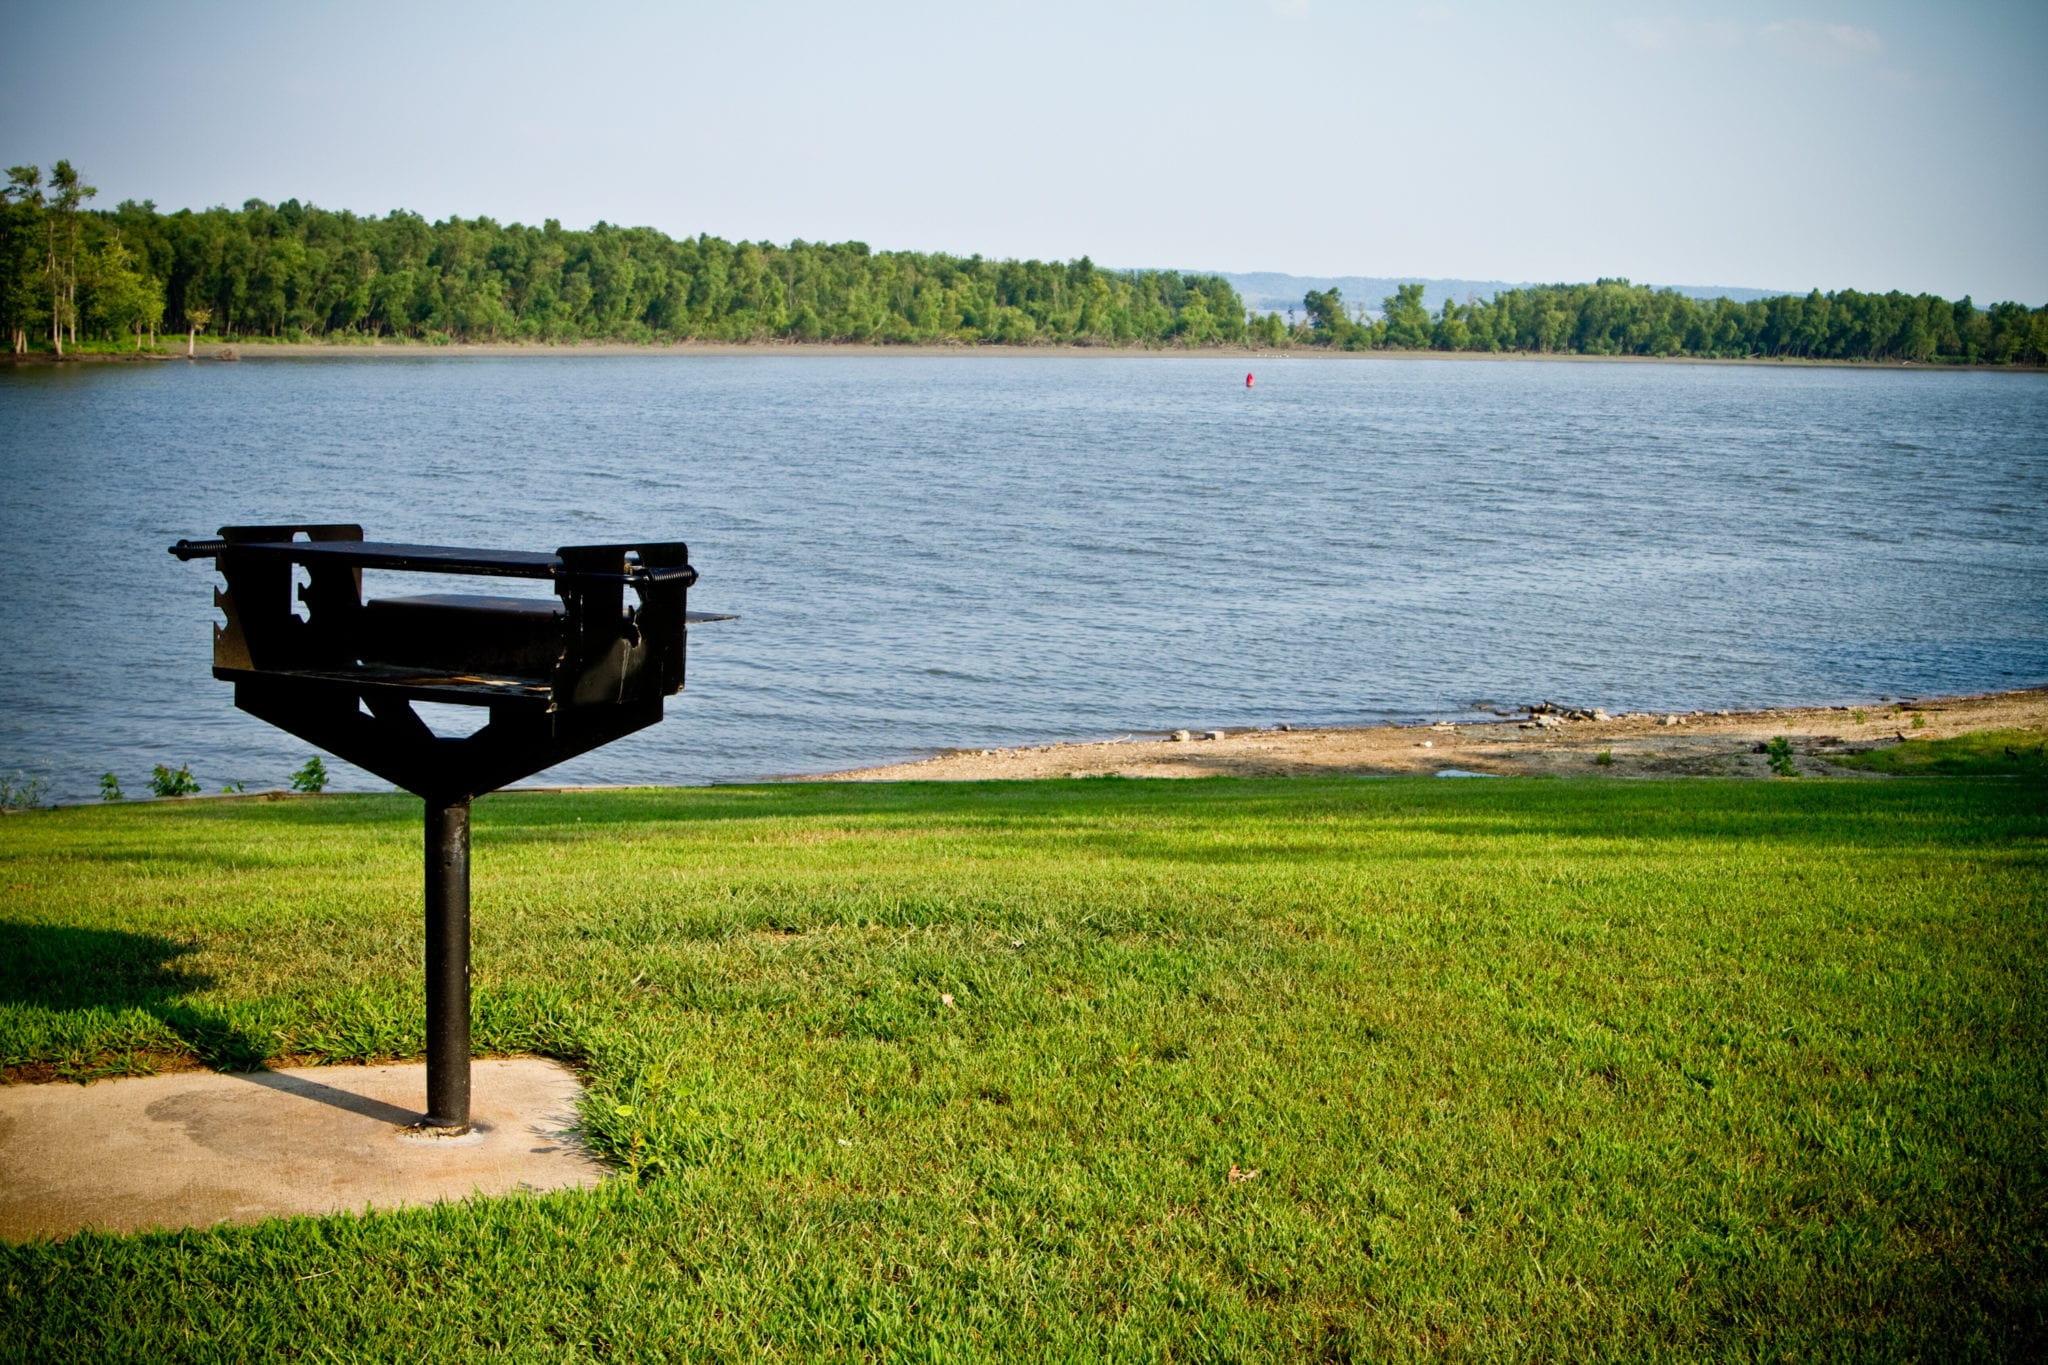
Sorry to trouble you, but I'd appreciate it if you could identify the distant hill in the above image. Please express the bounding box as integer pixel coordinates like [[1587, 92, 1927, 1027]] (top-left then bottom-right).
[[1202, 271, 1785, 317]]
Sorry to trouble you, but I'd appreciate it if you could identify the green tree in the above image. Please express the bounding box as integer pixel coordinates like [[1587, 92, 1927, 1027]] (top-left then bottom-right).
[[48, 159, 95, 351], [1, 165, 50, 354], [1175, 290, 1215, 346], [1432, 297, 1471, 351], [184, 301, 210, 356], [1381, 283, 1432, 349], [83, 232, 163, 347], [1302, 287, 1354, 347]]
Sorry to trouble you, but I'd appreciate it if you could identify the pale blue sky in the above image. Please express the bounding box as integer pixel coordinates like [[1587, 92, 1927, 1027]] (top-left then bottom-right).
[[7, 1, 2044, 301]]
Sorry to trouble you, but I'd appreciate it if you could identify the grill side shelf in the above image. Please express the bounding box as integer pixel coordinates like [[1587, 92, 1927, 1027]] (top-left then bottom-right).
[[214, 664, 555, 707], [172, 538, 703, 587], [211, 540, 563, 579]]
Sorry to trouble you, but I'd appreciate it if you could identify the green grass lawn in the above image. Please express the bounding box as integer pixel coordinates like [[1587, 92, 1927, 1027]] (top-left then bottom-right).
[[2, 776, 2044, 1361]]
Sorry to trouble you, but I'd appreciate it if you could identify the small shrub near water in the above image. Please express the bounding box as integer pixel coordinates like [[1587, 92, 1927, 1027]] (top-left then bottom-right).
[[0, 772, 48, 810], [98, 772, 122, 801], [1595, 749, 1615, 766], [1766, 736, 1797, 777], [147, 764, 200, 798], [289, 756, 330, 793]]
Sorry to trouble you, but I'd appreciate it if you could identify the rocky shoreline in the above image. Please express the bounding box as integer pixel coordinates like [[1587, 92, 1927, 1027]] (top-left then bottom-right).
[[803, 686, 2048, 782]]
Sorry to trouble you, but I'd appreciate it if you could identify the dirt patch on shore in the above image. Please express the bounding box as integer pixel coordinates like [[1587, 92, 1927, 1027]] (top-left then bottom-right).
[[807, 687, 2048, 782]]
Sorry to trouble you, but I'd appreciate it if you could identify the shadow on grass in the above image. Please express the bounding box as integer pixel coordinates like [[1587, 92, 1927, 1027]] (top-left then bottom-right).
[[103, 792, 419, 828], [0, 921, 271, 1070]]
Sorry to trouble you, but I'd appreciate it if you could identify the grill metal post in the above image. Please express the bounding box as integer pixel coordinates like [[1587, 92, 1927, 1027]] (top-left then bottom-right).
[[423, 796, 472, 1132]]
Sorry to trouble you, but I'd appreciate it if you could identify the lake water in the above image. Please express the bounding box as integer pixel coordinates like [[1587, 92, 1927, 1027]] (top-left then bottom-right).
[[2, 354, 2044, 802]]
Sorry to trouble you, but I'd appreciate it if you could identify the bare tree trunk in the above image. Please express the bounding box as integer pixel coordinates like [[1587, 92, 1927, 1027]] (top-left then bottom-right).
[[66, 223, 78, 348], [187, 325, 196, 358], [45, 235, 60, 355]]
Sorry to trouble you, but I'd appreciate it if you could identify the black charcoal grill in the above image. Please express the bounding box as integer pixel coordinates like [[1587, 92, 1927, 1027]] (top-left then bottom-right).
[[170, 524, 733, 1132]]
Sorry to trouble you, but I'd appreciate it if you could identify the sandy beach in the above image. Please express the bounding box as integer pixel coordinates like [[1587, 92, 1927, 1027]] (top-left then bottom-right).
[[804, 686, 2048, 782]]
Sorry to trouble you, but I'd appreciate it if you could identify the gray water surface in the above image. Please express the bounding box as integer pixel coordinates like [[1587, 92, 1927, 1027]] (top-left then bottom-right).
[[2, 354, 2043, 801]]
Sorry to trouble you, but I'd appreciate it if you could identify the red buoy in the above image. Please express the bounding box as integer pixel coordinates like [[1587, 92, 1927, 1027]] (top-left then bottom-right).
[[1246, 372, 1255, 388]]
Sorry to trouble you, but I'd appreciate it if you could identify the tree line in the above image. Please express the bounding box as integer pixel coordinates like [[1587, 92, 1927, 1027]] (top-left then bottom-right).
[[0, 164, 1245, 350], [1302, 279, 2048, 365], [2, 159, 2042, 363], [3, 161, 168, 355]]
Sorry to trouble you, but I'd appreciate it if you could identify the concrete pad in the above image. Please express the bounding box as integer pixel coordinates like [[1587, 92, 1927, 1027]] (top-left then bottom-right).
[[0, 1058, 607, 1242]]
